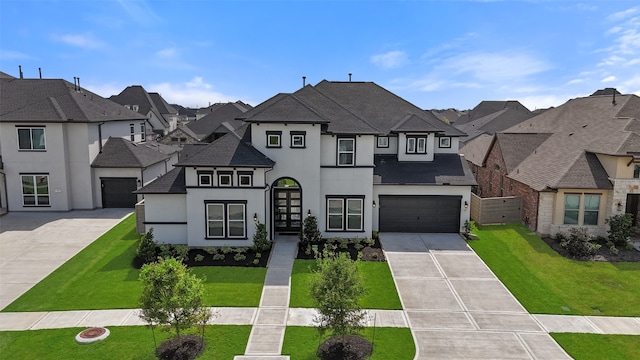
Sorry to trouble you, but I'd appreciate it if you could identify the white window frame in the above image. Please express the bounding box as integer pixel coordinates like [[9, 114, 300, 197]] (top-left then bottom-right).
[[439, 136, 451, 148], [407, 136, 427, 154], [198, 173, 213, 186], [218, 173, 232, 187], [130, 124, 135, 141], [17, 127, 46, 150], [140, 123, 146, 142], [21, 174, 50, 206], [206, 202, 246, 239], [327, 198, 344, 231], [266, 132, 281, 148], [337, 138, 355, 166], [417, 137, 426, 153], [377, 136, 389, 148], [346, 198, 363, 231], [238, 173, 252, 187], [406, 137, 416, 153], [291, 134, 305, 148]]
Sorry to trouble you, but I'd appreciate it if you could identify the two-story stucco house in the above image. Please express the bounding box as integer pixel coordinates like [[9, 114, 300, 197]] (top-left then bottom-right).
[[137, 80, 476, 246], [0, 73, 177, 211]]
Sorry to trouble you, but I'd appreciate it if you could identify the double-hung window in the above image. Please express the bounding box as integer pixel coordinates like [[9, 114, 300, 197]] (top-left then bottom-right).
[[140, 123, 146, 142], [290, 131, 306, 148], [21, 174, 50, 206], [564, 193, 601, 225], [130, 124, 135, 141], [17, 127, 46, 150], [406, 136, 427, 154], [583, 195, 600, 225], [326, 197, 363, 231], [266, 131, 282, 148], [564, 194, 580, 224], [337, 138, 355, 166], [206, 202, 246, 238]]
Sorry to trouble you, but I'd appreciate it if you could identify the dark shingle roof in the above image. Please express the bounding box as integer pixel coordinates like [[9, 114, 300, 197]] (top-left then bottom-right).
[[135, 167, 186, 194], [149, 93, 178, 115], [0, 78, 146, 123], [495, 133, 551, 173], [591, 88, 621, 96], [186, 102, 247, 140], [374, 154, 477, 185], [455, 100, 530, 126], [109, 85, 169, 127], [177, 125, 274, 168], [456, 107, 534, 143], [91, 137, 176, 168]]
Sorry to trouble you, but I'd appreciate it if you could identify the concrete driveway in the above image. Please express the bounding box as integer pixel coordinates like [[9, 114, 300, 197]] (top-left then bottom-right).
[[0, 209, 132, 310], [380, 233, 571, 360]]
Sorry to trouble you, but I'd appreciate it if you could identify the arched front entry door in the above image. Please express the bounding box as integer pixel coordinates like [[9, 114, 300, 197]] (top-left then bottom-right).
[[273, 177, 302, 234]]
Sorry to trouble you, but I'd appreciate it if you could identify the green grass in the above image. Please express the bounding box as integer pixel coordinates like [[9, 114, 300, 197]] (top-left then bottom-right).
[[3, 215, 266, 312], [282, 326, 415, 360], [0, 325, 251, 359], [289, 259, 402, 309], [469, 224, 640, 316], [551, 333, 640, 360]]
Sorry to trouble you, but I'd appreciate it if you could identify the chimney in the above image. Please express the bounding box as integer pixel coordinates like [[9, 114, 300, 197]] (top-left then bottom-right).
[[302, 76, 306, 87], [348, 73, 352, 82], [612, 88, 617, 105], [19, 65, 23, 79]]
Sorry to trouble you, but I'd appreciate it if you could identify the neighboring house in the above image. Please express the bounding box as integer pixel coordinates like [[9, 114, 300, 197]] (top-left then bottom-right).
[[454, 100, 530, 126], [195, 101, 251, 120], [431, 108, 464, 125], [159, 102, 251, 148], [462, 90, 640, 237], [0, 74, 160, 211], [109, 86, 176, 137], [91, 137, 178, 207], [171, 104, 197, 126], [137, 80, 475, 246], [456, 101, 533, 144]]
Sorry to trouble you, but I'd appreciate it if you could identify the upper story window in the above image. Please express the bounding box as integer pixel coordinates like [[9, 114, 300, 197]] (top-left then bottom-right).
[[132, 104, 139, 112], [634, 164, 640, 179], [17, 127, 46, 150], [337, 137, 355, 166], [406, 136, 427, 154], [218, 172, 233, 186], [439, 137, 451, 148], [377, 136, 389, 148], [140, 123, 146, 142], [130, 124, 135, 141], [266, 131, 282, 148], [21, 174, 49, 206], [238, 171, 253, 187], [564, 193, 601, 225], [290, 131, 306, 148], [198, 171, 213, 187]]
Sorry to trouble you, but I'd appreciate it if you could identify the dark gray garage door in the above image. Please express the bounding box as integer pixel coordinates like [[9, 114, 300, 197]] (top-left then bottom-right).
[[379, 195, 461, 233], [101, 178, 137, 208]]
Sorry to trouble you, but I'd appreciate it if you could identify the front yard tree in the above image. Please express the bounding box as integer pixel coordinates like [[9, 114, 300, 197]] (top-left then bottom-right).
[[139, 257, 212, 339], [310, 252, 371, 359]]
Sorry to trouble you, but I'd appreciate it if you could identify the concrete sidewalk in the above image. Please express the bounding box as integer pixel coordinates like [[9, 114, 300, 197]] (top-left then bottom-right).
[[0, 209, 132, 310]]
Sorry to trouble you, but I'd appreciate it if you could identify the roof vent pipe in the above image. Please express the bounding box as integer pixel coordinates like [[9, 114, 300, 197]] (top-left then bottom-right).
[[77, 77, 81, 92], [19, 65, 23, 79], [348, 73, 352, 82], [39, 67, 42, 79], [73, 77, 77, 91], [302, 76, 306, 87], [612, 88, 616, 105]]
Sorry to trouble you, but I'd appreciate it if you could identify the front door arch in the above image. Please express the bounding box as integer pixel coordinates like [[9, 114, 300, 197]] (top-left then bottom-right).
[[272, 177, 302, 234]]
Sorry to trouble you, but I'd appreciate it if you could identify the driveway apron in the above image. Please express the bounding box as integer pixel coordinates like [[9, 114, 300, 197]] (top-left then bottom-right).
[[0, 209, 132, 310], [380, 233, 572, 360]]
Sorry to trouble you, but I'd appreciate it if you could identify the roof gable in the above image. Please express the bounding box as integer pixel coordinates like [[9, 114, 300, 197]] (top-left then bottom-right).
[[186, 102, 247, 139], [91, 137, 176, 168]]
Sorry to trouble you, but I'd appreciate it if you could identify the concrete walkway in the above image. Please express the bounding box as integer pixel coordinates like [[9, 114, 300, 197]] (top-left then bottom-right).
[[1, 214, 639, 359], [0, 209, 132, 310]]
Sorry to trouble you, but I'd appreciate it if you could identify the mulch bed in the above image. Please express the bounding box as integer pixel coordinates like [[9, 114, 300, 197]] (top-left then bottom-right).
[[542, 236, 640, 262], [296, 238, 385, 262], [317, 335, 372, 360], [184, 248, 270, 267]]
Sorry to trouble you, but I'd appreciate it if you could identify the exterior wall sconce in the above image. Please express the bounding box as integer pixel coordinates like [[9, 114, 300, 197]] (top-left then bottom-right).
[[307, 209, 311, 217], [464, 201, 469, 209], [617, 202, 623, 211], [372, 200, 376, 208], [253, 213, 258, 223]]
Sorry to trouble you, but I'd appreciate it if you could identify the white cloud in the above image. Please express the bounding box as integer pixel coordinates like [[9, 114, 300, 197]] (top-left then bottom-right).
[[602, 75, 616, 83], [518, 94, 577, 110], [0, 49, 33, 60], [606, 7, 639, 22], [156, 48, 177, 58], [441, 51, 551, 83], [371, 51, 409, 69], [52, 33, 106, 49], [116, 0, 162, 25], [566, 78, 585, 85], [148, 77, 240, 108]]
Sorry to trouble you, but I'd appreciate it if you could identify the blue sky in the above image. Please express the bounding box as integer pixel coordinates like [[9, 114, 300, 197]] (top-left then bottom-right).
[[1, 1, 639, 111]]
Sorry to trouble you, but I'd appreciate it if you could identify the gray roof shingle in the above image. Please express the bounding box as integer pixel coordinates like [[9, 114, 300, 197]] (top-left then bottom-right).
[[91, 137, 177, 168], [186, 102, 247, 140], [374, 154, 477, 185], [135, 167, 186, 194]]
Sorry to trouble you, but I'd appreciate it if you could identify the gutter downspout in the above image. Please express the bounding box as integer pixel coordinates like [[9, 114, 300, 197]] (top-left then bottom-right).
[[264, 166, 274, 240]]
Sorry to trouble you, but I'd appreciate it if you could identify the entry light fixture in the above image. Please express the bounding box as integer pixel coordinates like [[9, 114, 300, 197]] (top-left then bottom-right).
[[617, 202, 623, 211], [464, 201, 469, 209], [372, 200, 376, 208], [253, 213, 258, 223], [307, 209, 311, 217]]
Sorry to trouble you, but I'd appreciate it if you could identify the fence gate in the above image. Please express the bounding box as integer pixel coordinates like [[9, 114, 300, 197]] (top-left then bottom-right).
[[470, 193, 522, 225]]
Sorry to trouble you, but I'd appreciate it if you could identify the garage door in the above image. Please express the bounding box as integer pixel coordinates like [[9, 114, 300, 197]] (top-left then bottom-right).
[[101, 178, 137, 208], [379, 195, 461, 233]]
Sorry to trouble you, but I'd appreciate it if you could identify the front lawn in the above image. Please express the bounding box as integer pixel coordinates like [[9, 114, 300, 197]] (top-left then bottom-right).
[[289, 259, 402, 309], [282, 326, 415, 360], [0, 325, 251, 359], [3, 215, 266, 312], [551, 333, 640, 360], [469, 224, 640, 316]]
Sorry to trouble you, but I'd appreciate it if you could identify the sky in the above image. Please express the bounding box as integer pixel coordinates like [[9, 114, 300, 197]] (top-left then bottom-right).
[[1, 0, 640, 111]]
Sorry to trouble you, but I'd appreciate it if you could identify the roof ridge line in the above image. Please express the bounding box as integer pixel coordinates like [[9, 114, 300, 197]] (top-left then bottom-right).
[[309, 85, 383, 133]]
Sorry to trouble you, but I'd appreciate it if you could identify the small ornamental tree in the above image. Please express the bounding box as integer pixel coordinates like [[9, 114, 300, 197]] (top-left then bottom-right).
[[139, 257, 212, 338], [301, 215, 322, 245], [310, 251, 367, 340], [137, 228, 157, 264], [253, 222, 271, 252]]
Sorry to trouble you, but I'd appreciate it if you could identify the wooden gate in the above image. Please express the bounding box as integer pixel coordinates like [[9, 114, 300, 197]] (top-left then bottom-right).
[[470, 193, 522, 225]]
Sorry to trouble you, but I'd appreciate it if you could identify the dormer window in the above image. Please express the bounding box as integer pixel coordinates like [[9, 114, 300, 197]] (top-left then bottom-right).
[[198, 171, 213, 186], [406, 136, 426, 154], [132, 104, 139, 112], [238, 171, 253, 187], [218, 172, 232, 186], [290, 131, 306, 148], [439, 137, 451, 148]]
